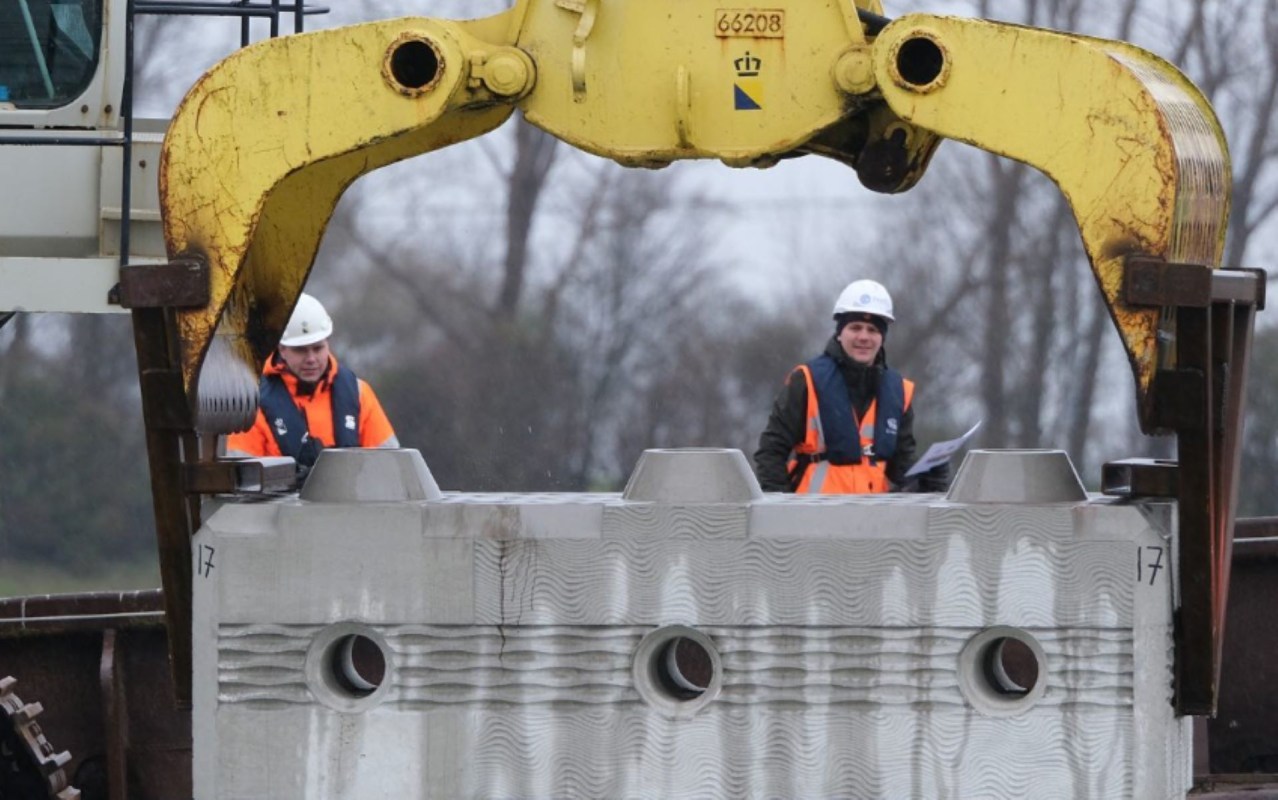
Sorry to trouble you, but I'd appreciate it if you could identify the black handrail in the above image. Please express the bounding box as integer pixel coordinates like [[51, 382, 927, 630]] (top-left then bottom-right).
[[121, 0, 135, 267], [0, 136, 127, 145], [133, 1, 329, 46]]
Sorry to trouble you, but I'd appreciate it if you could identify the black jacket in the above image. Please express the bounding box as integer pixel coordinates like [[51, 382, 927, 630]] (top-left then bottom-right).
[[753, 337, 948, 493]]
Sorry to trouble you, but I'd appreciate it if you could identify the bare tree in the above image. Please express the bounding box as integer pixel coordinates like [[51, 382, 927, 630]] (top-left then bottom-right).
[[310, 116, 740, 490], [496, 123, 560, 314]]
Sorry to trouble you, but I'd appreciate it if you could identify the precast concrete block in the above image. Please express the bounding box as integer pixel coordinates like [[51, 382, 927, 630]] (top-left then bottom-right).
[[192, 447, 1188, 799]]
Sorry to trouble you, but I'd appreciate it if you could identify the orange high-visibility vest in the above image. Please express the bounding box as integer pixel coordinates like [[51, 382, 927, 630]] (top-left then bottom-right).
[[788, 364, 915, 494], [225, 355, 397, 458]]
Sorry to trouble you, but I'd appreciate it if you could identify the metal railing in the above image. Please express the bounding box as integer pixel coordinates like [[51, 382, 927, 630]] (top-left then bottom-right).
[[0, 0, 329, 271]]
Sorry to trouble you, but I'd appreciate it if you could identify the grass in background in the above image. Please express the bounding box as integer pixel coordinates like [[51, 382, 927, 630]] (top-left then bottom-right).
[[0, 557, 162, 597]]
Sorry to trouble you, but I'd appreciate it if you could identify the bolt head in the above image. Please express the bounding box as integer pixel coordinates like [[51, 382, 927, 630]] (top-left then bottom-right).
[[484, 51, 530, 96], [835, 47, 876, 95]]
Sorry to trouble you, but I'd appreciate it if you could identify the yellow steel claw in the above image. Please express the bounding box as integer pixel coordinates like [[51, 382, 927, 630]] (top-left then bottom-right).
[[869, 15, 1230, 428], [162, 3, 1228, 433], [162, 18, 522, 395]]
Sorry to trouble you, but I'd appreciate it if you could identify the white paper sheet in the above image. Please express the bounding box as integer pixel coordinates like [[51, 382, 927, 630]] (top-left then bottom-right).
[[904, 420, 982, 477]]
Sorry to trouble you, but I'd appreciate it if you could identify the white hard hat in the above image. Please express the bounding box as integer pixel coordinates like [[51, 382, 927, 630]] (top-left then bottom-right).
[[832, 279, 895, 321], [279, 293, 333, 347]]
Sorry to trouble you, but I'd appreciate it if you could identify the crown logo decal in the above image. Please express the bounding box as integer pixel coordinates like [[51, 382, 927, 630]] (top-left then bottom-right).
[[734, 51, 761, 77]]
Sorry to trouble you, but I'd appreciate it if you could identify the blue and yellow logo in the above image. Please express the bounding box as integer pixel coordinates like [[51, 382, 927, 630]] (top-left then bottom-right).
[[733, 51, 763, 111]]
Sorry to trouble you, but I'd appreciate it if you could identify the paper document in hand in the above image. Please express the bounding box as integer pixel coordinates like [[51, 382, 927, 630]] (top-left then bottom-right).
[[904, 421, 983, 478]]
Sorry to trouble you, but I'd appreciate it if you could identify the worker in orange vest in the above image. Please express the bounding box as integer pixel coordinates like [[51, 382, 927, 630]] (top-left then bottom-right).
[[754, 279, 948, 494], [226, 293, 398, 472]]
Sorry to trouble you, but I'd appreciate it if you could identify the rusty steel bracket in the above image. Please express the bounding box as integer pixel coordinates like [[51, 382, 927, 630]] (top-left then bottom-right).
[[99, 630, 129, 800], [1150, 368, 1208, 433], [183, 457, 298, 495], [109, 259, 210, 309], [1101, 458, 1178, 498], [1235, 517, 1278, 540], [1124, 257, 1266, 310], [138, 370, 191, 431], [130, 305, 198, 710], [1120, 256, 1264, 715]]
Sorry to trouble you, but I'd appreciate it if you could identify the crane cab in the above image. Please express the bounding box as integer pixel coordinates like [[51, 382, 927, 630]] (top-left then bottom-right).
[[0, 0, 161, 314]]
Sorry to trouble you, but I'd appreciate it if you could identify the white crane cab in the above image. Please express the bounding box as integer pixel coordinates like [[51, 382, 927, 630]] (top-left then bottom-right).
[[0, 0, 164, 314]]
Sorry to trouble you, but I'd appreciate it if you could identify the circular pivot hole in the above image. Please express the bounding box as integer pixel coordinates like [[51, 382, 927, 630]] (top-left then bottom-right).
[[384, 35, 443, 96], [895, 35, 946, 89]]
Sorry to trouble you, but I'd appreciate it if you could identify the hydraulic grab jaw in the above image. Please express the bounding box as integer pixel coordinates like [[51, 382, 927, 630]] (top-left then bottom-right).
[[162, 18, 523, 414], [869, 16, 1231, 424], [150, 16, 525, 705], [149, 1, 1258, 713]]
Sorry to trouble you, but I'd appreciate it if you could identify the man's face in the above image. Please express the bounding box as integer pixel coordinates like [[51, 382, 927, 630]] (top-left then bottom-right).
[[837, 320, 883, 366], [278, 339, 330, 382]]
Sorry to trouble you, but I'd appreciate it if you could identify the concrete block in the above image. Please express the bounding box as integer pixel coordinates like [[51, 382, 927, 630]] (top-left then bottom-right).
[[192, 447, 1189, 798]]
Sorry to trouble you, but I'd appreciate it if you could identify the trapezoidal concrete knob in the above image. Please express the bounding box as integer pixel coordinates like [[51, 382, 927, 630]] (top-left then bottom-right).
[[946, 449, 1086, 504], [300, 448, 443, 503], [622, 448, 763, 503]]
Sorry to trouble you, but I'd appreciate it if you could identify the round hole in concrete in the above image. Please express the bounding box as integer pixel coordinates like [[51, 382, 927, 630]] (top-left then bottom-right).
[[658, 636, 714, 699], [306, 623, 394, 712], [633, 625, 722, 717], [958, 626, 1047, 716], [330, 633, 386, 698], [984, 635, 1039, 696]]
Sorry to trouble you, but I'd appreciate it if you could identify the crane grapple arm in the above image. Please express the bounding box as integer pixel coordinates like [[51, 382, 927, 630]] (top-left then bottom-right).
[[146, 1, 1259, 713]]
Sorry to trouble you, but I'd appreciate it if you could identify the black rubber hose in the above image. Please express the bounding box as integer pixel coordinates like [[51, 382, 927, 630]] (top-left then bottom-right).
[[857, 8, 892, 35]]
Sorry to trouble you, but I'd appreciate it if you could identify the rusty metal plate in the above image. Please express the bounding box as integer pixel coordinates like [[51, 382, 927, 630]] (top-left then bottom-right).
[[1124, 258, 1266, 309], [183, 458, 297, 495], [1125, 256, 1214, 308], [115, 260, 209, 309]]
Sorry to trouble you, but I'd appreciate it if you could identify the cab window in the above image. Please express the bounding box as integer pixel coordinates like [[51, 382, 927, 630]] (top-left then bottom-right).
[[0, 0, 103, 108]]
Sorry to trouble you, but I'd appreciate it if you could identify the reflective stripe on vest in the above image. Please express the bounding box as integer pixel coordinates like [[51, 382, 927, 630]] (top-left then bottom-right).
[[788, 360, 914, 494], [259, 364, 361, 457]]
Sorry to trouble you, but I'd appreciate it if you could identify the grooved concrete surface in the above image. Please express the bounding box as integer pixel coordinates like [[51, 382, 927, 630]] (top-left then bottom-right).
[[192, 448, 1188, 798]]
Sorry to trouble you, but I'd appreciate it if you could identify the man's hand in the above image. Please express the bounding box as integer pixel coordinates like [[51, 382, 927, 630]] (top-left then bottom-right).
[[295, 437, 326, 485], [917, 461, 951, 493]]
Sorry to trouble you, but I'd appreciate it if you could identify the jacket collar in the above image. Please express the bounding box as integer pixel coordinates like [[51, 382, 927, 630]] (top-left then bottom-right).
[[825, 336, 883, 405]]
